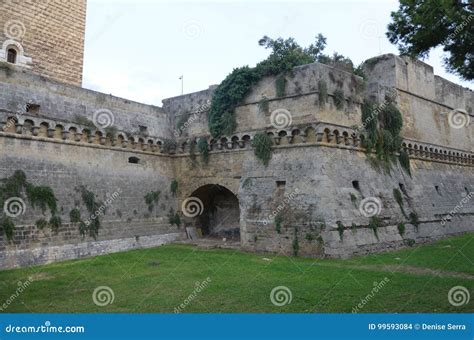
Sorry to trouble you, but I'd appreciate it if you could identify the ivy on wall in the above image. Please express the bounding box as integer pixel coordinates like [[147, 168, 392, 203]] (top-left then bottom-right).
[[197, 138, 209, 164], [361, 96, 409, 174], [0, 170, 59, 240], [208, 34, 359, 138], [251, 133, 273, 166], [73, 185, 103, 239]]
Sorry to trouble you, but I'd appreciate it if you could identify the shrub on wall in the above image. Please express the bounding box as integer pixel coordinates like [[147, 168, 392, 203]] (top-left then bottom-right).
[[251, 132, 273, 166], [168, 208, 181, 228], [144, 190, 161, 212], [208, 34, 359, 137]]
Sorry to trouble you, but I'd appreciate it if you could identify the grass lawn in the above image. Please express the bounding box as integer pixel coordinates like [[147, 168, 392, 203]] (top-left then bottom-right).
[[0, 234, 472, 313]]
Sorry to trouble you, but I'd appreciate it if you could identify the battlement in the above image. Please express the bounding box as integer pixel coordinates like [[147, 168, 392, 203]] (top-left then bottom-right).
[[0, 61, 171, 139]]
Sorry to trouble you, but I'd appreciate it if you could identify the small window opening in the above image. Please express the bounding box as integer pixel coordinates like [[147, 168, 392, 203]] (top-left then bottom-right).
[[435, 185, 441, 195], [26, 103, 40, 114], [7, 48, 17, 64], [128, 156, 140, 164], [464, 187, 470, 195], [276, 181, 286, 188], [352, 180, 360, 192]]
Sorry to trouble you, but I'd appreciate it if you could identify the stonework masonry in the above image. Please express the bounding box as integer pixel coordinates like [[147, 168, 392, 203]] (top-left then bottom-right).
[[0, 49, 472, 268], [0, 0, 86, 86]]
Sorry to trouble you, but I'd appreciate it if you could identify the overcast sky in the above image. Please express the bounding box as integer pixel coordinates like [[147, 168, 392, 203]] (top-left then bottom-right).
[[82, 0, 473, 106]]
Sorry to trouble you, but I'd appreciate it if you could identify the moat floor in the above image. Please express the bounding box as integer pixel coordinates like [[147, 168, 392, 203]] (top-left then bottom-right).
[[0, 234, 472, 313]]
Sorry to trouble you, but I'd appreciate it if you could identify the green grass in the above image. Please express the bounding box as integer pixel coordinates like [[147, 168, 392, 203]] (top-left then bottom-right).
[[0, 234, 472, 313]]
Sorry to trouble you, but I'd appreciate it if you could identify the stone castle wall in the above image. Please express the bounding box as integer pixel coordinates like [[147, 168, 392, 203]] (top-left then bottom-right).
[[0, 54, 472, 268], [0, 0, 87, 86], [0, 129, 184, 269]]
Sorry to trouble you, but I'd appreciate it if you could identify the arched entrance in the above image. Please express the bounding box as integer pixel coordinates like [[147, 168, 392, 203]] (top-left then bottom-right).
[[187, 184, 240, 240]]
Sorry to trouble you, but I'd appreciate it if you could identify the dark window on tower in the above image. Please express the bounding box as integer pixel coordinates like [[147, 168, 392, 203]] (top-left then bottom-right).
[[7, 48, 17, 64], [352, 180, 361, 192]]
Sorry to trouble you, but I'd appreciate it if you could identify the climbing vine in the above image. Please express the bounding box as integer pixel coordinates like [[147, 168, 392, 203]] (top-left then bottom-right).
[[336, 221, 345, 240], [0, 170, 59, 240], [393, 188, 406, 217], [170, 180, 178, 196], [361, 97, 406, 174], [75, 185, 103, 239], [197, 138, 209, 164], [251, 132, 273, 166]]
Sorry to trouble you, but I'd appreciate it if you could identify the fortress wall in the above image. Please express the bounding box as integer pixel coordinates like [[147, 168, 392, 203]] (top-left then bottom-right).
[[0, 133, 183, 269], [0, 63, 171, 138], [174, 142, 474, 258], [0, 0, 86, 86], [162, 62, 365, 138], [363, 54, 472, 151]]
